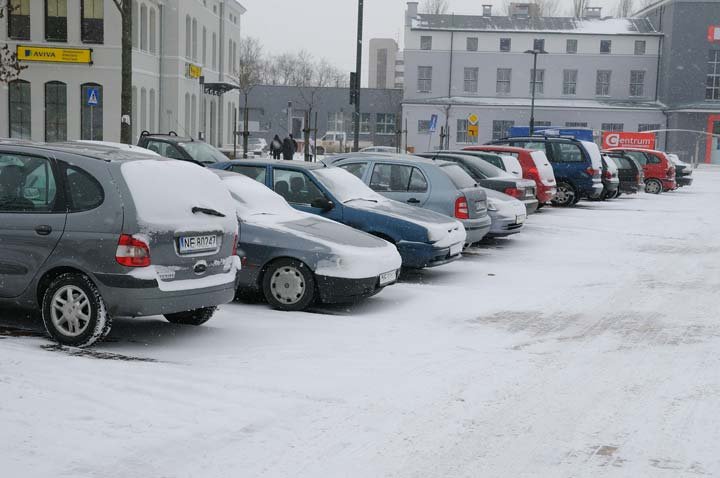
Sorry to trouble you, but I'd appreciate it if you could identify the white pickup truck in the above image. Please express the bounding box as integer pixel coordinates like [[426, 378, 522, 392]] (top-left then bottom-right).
[[316, 132, 373, 155]]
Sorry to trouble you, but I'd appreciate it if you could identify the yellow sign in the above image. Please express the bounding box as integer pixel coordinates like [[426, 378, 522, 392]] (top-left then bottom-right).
[[188, 63, 202, 79], [468, 113, 479, 125], [468, 125, 479, 137], [17, 45, 92, 64]]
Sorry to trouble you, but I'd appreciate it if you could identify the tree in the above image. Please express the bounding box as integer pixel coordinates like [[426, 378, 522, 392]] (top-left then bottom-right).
[[0, 1, 27, 83], [111, 0, 133, 144], [420, 0, 449, 15], [534, 0, 563, 16], [573, 0, 589, 17], [231, 37, 263, 159], [616, 0, 634, 17]]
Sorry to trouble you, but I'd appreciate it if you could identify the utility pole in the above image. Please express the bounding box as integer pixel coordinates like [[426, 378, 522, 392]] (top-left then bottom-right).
[[353, 0, 364, 152]]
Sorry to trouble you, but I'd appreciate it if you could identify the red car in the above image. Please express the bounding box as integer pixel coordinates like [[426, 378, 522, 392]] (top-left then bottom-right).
[[465, 145, 557, 205], [604, 148, 676, 194]]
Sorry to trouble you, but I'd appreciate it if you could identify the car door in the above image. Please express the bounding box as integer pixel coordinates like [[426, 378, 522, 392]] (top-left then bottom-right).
[[0, 150, 67, 298], [270, 168, 342, 221], [368, 163, 430, 206]]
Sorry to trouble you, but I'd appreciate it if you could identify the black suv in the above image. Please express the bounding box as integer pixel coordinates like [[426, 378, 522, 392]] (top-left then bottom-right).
[[137, 131, 228, 167]]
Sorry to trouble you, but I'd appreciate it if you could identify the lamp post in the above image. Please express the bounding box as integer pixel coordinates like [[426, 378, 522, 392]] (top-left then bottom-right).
[[524, 49, 547, 136]]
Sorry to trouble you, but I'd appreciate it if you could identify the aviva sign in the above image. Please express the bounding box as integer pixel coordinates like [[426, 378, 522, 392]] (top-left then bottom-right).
[[17, 46, 93, 64]]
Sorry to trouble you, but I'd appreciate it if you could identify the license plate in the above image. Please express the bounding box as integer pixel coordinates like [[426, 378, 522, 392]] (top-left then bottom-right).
[[475, 201, 486, 212], [450, 243, 463, 256], [516, 215, 526, 225], [178, 235, 218, 254], [379, 270, 397, 286]]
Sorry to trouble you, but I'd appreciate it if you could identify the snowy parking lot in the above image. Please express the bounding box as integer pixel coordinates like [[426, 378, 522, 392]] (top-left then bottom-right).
[[2, 167, 720, 478]]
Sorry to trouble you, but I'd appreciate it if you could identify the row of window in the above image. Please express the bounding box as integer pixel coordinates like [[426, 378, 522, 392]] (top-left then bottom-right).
[[7, 0, 104, 43], [419, 35, 648, 56], [418, 66, 648, 98], [327, 113, 397, 135], [184, 15, 231, 72], [131, 1, 158, 54], [708, 50, 720, 101], [7, 80, 103, 141]]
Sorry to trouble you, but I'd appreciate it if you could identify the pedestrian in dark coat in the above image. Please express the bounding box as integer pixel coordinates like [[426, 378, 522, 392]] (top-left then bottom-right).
[[289, 134, 298, 152], [282, 137, 295, 160], [270, 135, 282, 159]]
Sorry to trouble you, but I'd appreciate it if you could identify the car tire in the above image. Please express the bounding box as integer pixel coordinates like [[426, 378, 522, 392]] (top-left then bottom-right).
[[164, 307, 217, 326], [262, 259, 316, 311], [551, 182, 577, 207], [616, 191, 623, 198], [41, 273, 111, 348], [645, 179, 663, 195]]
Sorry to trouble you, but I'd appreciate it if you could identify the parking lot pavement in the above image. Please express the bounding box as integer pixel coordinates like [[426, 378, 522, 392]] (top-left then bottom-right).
[[2, 167, 720, 478]]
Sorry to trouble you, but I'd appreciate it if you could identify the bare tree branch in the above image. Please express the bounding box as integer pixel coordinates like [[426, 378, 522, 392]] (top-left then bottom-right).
[[573, 0, 589, 17], [420, 0, 449, 15]]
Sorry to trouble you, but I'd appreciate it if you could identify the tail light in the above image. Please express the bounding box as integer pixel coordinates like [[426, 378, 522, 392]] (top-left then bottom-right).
[[454, 196, 469, 219], [232, 233, 238, 256], [503, 187, 523, 199], [586, 167, 600, 178], [527, 166, 539, 181], [603, 170, 612, 180], [116, 234, 151, 267], [667, 167, 675, 179]]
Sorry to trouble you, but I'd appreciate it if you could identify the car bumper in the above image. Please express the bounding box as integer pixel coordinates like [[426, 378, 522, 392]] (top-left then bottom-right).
[[661, 179, 678, 191], [584, 183, 604, 199], [461, 215, 492, 245], [95, 274, 236, 317], [315, 272, 398, 304], [536, 185, 556, 204], [618, 180, 641, 194], [397, 241, 463, 269], [677, 176, 693, 187], [487, 213, 525, 237], [523, 199, 539, 215]]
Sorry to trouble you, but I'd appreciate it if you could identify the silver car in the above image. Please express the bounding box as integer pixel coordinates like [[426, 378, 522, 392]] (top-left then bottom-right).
[[0, 142, 239, 347]]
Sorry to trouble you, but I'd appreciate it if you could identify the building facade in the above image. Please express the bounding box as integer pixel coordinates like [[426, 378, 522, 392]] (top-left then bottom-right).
[[401, 1, 667, 152], [0, 0, 246, 147], [368, 38, 404, 90]]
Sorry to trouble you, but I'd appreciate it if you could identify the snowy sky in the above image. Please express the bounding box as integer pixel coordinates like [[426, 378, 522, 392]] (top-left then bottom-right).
[[242, 0, 621, 85]]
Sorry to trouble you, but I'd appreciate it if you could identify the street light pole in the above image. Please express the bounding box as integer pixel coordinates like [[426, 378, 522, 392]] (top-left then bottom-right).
[[525, 49, 547, 136], [353, 0, 364, 152]]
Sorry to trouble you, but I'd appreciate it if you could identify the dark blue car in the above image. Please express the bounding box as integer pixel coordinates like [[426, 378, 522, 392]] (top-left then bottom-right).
[[490, 136, 603, 207], [209, 160, 467, 269]]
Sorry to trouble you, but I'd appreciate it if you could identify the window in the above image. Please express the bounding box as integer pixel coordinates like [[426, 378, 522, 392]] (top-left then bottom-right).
[[212, 33, 218, 69], [492, 120, 514, 140], [634, 40, 646, 55], [630, 70, 645, 97], [533, 39, 545, 51], [351, 113, 371, 134], [132, 0, 138, 48], [192, 18, 198, 61], [467, 37, 478, 51], [535, 121, 552, 127], [131, 86, 137, 140], [8, 80, 31, 139], [420, 36, 432, 50], [144, 140, 184, 159], [706, 50, 720, 100], [596, 70, 611, 96], [500, 38, 511, 52], [339, 163, 369, 180], [185, 15, 192, 59], [551, 142, 585, 163], [369, 164, 427, 193], [273, 170, 326, 206], [191, 95, 197, 137], [600, 40, 612, 54], [8, 0, 30, 40], [623, 151, 648, 165], [530, 69, 545, 94], [0, 155, 57, 212], [80, 0, 104, 43], [566, 39, 577, 54], [456, 119, 470, 144], [418, 66, 432, 92], [66, 166, 104, 212], [149, 8, 156, 53], [638, 123, 661, 132], [496, 68, 511, 94], [565, 122, 588, 127], [230, 165, 267, 183], [45, 0, 68, 42], [45, 82, 67, 143], [563, 69, 578, 95], [202, 27, 207, 65], [376, 48, 388, 88], [601, 123, 624, 132], [140, 88, 147, 132], [184, 93, 191, 136], [327, 112, 345, 132], [418, 120, 431, 134], [464, 67, 479, 93], [149, 89, 156, 132], [81, 83, 103, 140], [376, 114, 396, 135]]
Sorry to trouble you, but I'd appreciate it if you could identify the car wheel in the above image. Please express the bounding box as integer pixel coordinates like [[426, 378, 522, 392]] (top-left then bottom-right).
[[41, 273, 111, 348], [262, 259, 316, 311], [164, 307, 217, 326], [551, 182, 577, 207], [645, 179, 663, 195], [616, 191, 622, 198]]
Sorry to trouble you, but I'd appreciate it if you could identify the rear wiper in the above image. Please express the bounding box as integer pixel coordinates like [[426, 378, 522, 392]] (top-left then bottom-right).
[[192, 206, 226, 217]]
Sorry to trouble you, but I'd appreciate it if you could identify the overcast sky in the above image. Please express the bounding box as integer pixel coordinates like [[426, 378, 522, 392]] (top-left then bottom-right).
[[242, 0, 621, 85]]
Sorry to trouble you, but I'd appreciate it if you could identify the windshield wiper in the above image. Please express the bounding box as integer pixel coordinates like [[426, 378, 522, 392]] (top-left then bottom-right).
[[192, 206, 226, 218]]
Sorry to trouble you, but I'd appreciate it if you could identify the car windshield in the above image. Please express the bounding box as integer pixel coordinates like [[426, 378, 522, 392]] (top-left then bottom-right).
[[180, 142, 228, 165], [314, 167, 384, 203], [457, 156, 507, 178], [439, 163, 478, 188]]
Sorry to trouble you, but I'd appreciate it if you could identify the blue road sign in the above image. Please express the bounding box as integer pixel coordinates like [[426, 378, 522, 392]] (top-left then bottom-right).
[[429, 114, 438, 133], [87, 87, 100, 106]]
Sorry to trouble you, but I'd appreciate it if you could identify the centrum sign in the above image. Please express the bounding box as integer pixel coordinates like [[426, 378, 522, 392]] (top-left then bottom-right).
[[602, 132, 656, 150], [17, 46, 92, 64]]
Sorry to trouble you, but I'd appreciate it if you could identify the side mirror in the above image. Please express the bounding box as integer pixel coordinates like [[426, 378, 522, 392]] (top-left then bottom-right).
[[311, 197, 334, 212]]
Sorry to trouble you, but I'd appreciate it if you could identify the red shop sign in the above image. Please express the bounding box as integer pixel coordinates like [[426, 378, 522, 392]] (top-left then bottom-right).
[[602, 132, 657, 150]]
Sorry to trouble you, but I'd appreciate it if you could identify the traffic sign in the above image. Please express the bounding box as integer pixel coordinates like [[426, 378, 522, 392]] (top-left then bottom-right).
[[429, 114, 438, 133], [468, 113, 479, 125], [468, 125, 479, 137], [87, 87, 100, 106]]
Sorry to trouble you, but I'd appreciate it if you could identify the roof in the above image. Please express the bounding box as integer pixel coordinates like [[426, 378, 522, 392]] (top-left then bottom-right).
[[466, 145, 531, 153], [0, 139, 159, 162], [404, 96, 667, 111], [412, 14, 660, 35]]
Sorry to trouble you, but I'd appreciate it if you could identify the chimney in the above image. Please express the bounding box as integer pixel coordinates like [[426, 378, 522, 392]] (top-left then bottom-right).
[[509, 3, 540, 19], [406, 2, 419, 26], [583, 7, 602, 19], [482, 4, 492, 17]]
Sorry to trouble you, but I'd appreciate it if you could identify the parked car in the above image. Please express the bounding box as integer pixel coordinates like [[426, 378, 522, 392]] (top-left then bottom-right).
[[212, 170, 401, 310], [360, 146, 399, 154], [323, 154, 492, 245], [209, 160, 467, 269], [74, 141, 161, 156], [465, 145, 557, 206], [484, 189, 528, 237], [0, 142, 239, 347], [604, 153, 645, 197], [667, 153, 694, 187], [417, 152, 539, 215], [137, 131, 228, 166], [453, 150, 523, 178], [490, 136, 603, 206], [599, 155, 620, 200], [316, 132, 372, 155], [604, 147, 677, 194], [247, 138, 269, 157]]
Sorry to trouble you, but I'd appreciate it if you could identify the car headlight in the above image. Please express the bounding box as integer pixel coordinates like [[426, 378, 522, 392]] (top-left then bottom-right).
[[487, 199, 498, 211]]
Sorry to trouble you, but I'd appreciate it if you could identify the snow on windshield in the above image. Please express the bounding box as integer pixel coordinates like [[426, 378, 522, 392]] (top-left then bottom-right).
[[314, 168, 385, 203], [221, 174, 300, 217]]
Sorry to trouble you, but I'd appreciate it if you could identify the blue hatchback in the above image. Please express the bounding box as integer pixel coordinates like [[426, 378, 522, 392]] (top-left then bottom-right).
[[210, 160, 467, 269]]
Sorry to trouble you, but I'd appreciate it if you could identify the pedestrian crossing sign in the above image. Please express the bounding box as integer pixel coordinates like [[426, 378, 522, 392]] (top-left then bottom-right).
[[87, 88, 100, 106]]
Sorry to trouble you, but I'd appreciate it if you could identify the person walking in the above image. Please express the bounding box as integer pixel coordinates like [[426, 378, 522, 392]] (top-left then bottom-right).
[[282, 136, 295, 160], [270, 134, 282, 160], [289, 134, 298, 152]]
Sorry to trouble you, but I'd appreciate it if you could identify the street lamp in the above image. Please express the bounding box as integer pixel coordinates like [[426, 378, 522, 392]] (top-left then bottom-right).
[[524, 49, 547, 136]]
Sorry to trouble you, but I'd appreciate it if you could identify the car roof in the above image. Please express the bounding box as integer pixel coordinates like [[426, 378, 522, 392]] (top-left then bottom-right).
[[140, 132, 195, 143], [605, 147, 664, 154], [436, 150, 502, 158], [0, 139, 161, 163], [495, 136, 580, 143], [334, 152, 446, 166], [224, 159, 327, 170], [466, 145, 529, 153]]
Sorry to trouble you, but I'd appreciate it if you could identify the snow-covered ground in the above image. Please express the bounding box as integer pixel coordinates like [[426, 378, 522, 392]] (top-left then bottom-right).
[[2, 167, 720, 477]]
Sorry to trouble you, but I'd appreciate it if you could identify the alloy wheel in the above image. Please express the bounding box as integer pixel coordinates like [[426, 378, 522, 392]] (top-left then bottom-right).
[[50, 285, 92, 337]]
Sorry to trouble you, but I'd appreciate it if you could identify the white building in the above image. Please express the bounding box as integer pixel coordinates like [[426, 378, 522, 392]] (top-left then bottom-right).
[[0, 0, 246, 146], [368, 38, 403, 89]]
